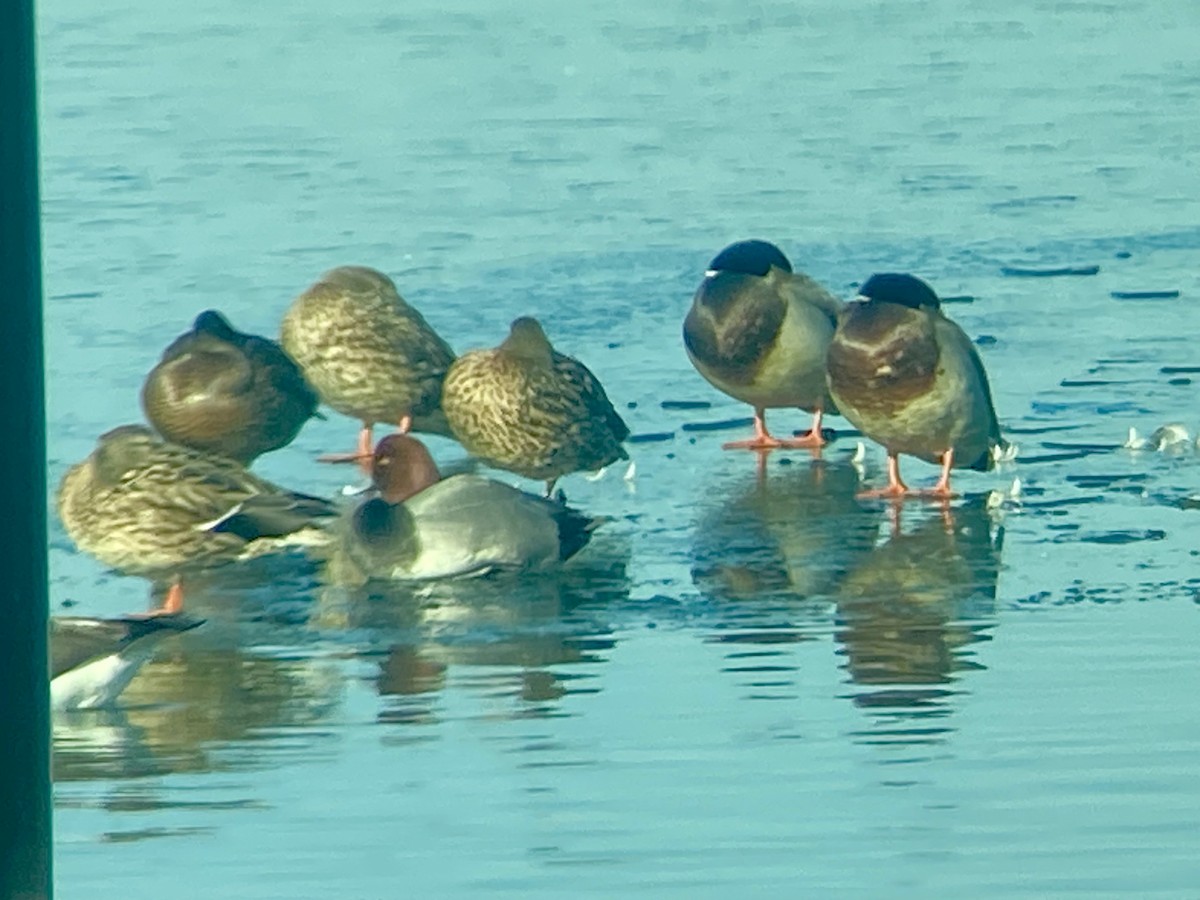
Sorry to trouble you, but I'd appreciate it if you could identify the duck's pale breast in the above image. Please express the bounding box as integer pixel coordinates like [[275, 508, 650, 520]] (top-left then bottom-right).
[[828, 308, 999, 467], [685, 273, 837, 411]]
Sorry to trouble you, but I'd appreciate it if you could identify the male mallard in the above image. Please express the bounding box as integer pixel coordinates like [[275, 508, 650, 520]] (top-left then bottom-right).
[[57, 425, 338, 578], [336, 434, 603, 581], [141, 309, 318, 464], [825, 273, 1007, 498], [440, 317, 629, 495], [279, 265, 457, 461], [51, 611, 203, 710], [683, 239, 842, 450]]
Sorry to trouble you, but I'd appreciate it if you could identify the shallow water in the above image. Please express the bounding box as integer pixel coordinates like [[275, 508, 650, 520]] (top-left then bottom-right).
[[41, 0, 1200, 896]]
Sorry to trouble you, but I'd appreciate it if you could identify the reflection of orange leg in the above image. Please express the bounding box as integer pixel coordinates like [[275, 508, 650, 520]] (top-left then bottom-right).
[[319, 423, 375, 474], [754, 448, 772, 485], [723, 408, 829, 451]]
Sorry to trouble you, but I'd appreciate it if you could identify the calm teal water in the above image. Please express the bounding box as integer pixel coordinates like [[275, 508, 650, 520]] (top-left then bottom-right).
[[42, 0, 1200, 896]]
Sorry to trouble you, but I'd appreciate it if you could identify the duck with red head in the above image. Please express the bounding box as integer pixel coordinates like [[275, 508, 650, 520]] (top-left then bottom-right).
[[826, 273, 1008, 499], [338, 434, 605, 581], [371, 433, 443, 502]]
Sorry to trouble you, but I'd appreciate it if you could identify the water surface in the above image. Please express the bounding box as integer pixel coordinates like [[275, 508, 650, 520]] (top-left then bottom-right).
[[42, 0, 1200, 896]]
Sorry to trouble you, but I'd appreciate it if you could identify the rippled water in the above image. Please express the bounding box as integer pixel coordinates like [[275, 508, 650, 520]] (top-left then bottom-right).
[[42, 0, 1200, 896]]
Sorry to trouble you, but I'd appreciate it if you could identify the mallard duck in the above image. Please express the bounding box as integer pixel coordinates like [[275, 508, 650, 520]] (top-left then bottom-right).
[[336, 433, 604, 581], [440, 317, 629, 495], [141, 309, 318, 464], [279, 265, 456, 462], [51, 611, 203, 710], [825, 273, 1007, 498], [56, 425, 338, 578], [683, 239, 842, 450]]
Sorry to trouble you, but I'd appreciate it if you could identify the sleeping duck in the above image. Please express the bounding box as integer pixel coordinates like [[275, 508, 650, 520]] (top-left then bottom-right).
[[57, 425, 338, 578], [337, 433, 604, 581], [825, 273, 1007, 498], [280, 265, 457, 463], [440, 316, 629, 495], [141, 309, 318, 464], [683, 239, 842, 450]]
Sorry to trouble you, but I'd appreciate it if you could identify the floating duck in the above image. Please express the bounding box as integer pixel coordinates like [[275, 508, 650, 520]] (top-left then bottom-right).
[[51, 610, 202, 710], [683, 239, 842, 450], [335, 433, 604, 581], [826, 273, 1007, 498], [280, 265, 457, 462], [141, 309, 318, 464], [57, 425, 338, 581], [440, 316, 629, 495]]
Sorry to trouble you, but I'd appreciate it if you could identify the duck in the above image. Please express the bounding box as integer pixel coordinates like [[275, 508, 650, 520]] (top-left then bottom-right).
[[51, 607, 203, 710], [440, 316, 629, 495], [279, 265, 457, 463], [683, 239, 843, 450], [335, 433, 604, 581], [825, 273, 1007, 498], [56, 425, 338, 580], [141, 309, 318, 464]]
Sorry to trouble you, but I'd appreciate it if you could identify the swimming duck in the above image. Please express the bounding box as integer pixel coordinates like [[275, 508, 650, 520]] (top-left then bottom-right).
[[683, 239, 842, 450], [440, 316, 629, 495], [336, 433, 604, 581], [141, 309, 318, 464], [279, 265, 457, 462], [51, 611, 203, 710], [825, 273, 1007, 498], [56, 425, 338, 578]]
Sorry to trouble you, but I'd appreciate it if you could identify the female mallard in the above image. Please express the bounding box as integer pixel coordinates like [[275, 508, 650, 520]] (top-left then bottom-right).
[[51, 611, 203, 710], [683, 239, 843, 450], [141, 309, 318, 464], [825, 273, 1007, 498], [279, 265, 457, 461], [57, 425, 338, 577], [440, 317, 629, 495], [337, 434, 603, 581]]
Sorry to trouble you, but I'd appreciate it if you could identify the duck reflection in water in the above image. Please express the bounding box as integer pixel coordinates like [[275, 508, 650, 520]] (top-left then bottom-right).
[[691, 457, 880, 612], [835, 494, 1004, 737], [315, 533, 631, 725]]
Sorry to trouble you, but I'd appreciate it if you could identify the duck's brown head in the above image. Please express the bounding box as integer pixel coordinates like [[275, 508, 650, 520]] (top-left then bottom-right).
[[372, 434, 442, 502], [500, 316, 554, 366]]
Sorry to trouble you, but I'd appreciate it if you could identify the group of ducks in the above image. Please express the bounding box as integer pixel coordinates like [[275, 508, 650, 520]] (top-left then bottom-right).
[[52, 241, 1010, 707]]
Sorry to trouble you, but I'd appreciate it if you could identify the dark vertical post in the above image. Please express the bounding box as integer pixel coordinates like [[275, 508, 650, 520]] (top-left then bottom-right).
[[0, 0, 52, 893]]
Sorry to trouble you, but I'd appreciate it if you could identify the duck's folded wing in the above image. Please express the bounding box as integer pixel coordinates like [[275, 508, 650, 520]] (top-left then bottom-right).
[[204, 491, 339, 541], [402, 477, 566, 577]]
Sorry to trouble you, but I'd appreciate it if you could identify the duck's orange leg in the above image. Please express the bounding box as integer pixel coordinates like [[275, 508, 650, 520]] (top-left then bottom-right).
[[161, 581, 185, 614], [858, 453, 911, 499], [723, 408, 829, 451], [318, 423, 375, 474], [859, 450, 957, 501]]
